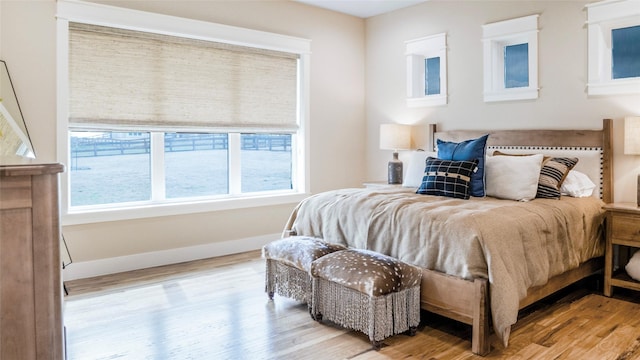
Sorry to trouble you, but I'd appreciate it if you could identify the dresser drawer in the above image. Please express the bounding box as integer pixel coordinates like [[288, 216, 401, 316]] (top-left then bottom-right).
[[611, 214, 640, 242]]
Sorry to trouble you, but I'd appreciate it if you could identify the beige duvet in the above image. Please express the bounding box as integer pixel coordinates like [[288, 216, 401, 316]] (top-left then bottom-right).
[[283, 187, 605, 346]]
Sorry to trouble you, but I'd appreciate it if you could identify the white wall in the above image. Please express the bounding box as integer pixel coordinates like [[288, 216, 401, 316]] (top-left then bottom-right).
[[0, 1, 57, 166], [365, 1, 640, 203], [0, 0, 366, 278], [2, 0, 638, 279]]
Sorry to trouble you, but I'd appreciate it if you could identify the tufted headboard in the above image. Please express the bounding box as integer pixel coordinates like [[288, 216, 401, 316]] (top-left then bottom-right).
[[431, 119, 613, 202]]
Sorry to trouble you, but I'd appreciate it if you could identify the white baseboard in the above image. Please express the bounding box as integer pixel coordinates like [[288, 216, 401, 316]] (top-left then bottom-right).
[[63, 233, 280, 281]]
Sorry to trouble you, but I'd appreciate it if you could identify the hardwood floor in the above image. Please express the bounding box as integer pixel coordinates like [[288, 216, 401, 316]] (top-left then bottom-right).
[[64, 251, 640, 359]]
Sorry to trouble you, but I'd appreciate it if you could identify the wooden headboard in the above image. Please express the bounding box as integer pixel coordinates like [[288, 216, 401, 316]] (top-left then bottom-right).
[[432, 119, 613, 203]]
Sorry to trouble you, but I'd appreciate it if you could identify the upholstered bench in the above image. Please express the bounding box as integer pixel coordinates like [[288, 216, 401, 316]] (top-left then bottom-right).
[[262, 236, 346, 304], [310, 249, 422, 349]]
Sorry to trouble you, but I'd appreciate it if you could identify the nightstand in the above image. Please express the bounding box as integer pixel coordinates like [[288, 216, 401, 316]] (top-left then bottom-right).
[[603, 203, 640, 297], [363, 181, 403, 189]]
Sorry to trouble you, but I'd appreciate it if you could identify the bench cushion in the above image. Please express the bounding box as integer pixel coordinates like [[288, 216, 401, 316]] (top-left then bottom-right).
[[310, 248, 422, 345], [262, 236, 346, 272], [310, 249, 422, 297]]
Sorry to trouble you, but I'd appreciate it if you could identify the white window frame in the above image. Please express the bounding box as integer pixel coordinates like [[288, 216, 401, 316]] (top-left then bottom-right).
[[482, 14, 539, 102], [56, 0, 311, 225], [586, 0, 640, 96], [405, 33, 448, 107]]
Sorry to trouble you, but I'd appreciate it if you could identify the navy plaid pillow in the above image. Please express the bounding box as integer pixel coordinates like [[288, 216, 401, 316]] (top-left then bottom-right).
[[416, 157, 479, 200]]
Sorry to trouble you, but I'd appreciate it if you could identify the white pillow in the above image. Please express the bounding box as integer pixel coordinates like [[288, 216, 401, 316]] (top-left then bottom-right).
[[560, 170, 596, 198], [626, 250, 640, 281], [403, 150, 437, 188], [485, 154, 544, 201]]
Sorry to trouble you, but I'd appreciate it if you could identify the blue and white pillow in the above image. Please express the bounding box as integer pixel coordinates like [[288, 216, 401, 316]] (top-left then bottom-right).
[[416, 157, 478, 200], [436, 134, 489, 197]]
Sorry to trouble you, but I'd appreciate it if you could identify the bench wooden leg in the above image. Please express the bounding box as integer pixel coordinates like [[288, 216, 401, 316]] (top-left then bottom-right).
[[309, 306, 322, 321], [408, 326, 417, 336], [371, 340, 382, 350]]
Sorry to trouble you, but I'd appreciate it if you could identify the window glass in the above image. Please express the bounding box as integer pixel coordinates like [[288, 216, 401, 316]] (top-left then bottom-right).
[[165, 133, 228, 198], [504, 43, 529, 88], [70, 131, 151, 206], [61, 3, 309, 219], [241, 134, 292, 193], [612, 25, 640, 79], [424, 57, 441, 95]]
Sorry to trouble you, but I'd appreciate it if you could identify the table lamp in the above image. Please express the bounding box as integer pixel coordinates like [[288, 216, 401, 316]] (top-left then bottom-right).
[[624, 116, 640, 206], [380, 124, 411, 184]]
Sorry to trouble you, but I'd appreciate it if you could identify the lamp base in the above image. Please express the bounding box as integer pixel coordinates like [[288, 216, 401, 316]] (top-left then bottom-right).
[[388, 152, 403, 185]]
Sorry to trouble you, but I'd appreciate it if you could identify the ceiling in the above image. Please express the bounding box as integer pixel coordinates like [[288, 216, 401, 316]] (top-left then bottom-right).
[[294, 0, 429, 18]]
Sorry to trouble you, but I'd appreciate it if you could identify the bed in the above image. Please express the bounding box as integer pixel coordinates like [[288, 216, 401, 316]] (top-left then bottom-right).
[[282, 119, 613, 355]]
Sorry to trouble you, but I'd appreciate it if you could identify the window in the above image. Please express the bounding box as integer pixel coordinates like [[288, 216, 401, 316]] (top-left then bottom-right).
[[69, 131, 293, 207], [240, 134, 292, 193], [57, 1, 310, 224], [586, 0, 640, 95], [425, 57, 441, 95], [406, 33, 448, 107], [70, 131, 152, 206], [504, 43, 529, 88], [482, 14, 539, 102], [164, 133, 229, 199], [612, 25, 640, 80]]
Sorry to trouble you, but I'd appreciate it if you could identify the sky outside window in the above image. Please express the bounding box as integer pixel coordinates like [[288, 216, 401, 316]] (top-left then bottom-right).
[[425, 57, 441, 95], [504, 43, 529, 88], [612, 25, 640, 79]]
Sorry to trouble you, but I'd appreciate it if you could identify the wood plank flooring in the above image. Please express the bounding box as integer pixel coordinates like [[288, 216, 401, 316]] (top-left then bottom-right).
[[64, 251, 640, 359]]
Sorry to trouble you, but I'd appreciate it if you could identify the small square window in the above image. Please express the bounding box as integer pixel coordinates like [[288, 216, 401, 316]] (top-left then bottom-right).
[[482, 15, 539, 102], [406, 33, 447, 107], [612, 25, 640, 80], [586, 0, 640, 95]]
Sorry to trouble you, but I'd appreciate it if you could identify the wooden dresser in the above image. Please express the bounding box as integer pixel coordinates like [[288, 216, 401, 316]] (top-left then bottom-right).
[[0, 164, 65, 359]]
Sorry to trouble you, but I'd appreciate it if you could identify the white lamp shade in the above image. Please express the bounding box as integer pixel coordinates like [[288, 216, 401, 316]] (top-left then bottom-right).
[[625, 116, 640, 155], [380, 124, 411, 150]]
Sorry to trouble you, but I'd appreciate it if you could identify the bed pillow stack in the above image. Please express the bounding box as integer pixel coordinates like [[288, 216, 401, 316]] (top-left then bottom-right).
[[491, 151, 579, 200], [436, 135, 489, 197], [485, 154, 544, 201], [416, 157, 478, 200]]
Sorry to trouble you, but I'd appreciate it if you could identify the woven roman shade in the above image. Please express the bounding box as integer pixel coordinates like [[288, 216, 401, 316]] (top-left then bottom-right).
[[68, 23, 299, 133]]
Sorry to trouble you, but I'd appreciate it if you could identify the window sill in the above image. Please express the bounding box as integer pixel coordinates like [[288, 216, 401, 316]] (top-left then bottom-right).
[[587, 78, 640, 96], [483, 87, 539, 102], [406, 94, 447, 107], [62, 191, 309, 225]]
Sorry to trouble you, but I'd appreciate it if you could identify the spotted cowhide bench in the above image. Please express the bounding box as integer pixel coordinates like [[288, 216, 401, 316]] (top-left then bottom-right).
[[310, 249, 422, 349], [262, 236, 345, 304]]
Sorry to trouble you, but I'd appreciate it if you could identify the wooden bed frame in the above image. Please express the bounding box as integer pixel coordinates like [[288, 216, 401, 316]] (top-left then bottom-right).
[[422, 119, 613, 355]]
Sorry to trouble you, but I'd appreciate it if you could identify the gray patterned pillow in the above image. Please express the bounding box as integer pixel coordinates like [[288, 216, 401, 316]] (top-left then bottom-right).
[[416, 157, 478, 200]]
